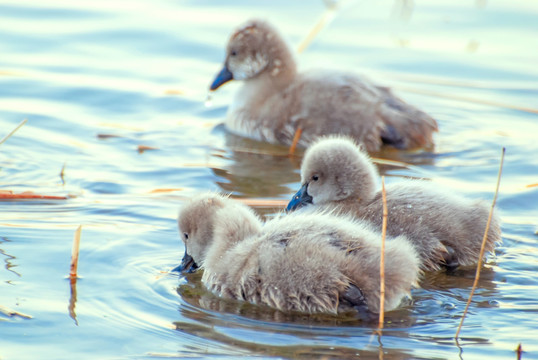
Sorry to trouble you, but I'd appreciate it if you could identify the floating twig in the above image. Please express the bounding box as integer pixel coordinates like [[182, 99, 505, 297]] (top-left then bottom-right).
[[455, 147, 505, 340], [164, 89, 185, 96], [137, 145, 159, 154], [0, 119, 27, 147], [379, 176, 387, 330], [70, 225, 82, 278], [0, 305, 32, 319], [0, 191, 69, 201], [97, 133, 122, 139], [148, 188, 184, 194]]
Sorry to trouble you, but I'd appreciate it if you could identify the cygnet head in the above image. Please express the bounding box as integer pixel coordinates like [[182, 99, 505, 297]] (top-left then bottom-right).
[[175, 193, 227, 273], [287, 137, 379, 211], [210, 19, 295, 90], [175, 193, 262, 273]]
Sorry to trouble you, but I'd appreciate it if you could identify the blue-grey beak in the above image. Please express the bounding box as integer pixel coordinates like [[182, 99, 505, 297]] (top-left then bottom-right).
[[286, 183, 313, 211], [210, 66, 234, 91], [172, 249, 199, 273]]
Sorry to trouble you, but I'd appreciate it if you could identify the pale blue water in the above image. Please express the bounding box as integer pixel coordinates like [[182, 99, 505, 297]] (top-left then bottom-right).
[[1, 1, 537, 359]]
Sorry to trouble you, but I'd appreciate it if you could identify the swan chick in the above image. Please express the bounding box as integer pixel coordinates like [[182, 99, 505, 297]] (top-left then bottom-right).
[[210, 19, 438, 151], [177, 193, 420, 314], [287, 136, 502, 271]]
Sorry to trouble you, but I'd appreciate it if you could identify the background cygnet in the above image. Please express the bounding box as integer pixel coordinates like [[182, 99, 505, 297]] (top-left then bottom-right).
[[287, 136, 502, 271], [209, 19, 438, 151], [177, 193, 420, 315]]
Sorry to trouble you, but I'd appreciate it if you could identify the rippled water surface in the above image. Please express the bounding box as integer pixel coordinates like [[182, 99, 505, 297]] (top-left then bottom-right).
[[1, 1, 537, 359]]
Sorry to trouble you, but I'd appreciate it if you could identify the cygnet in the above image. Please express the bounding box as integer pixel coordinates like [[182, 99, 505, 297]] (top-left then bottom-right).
[[209, 19, 438, 151], [176, 193, 420, 314], [287, 137, 502, 271]]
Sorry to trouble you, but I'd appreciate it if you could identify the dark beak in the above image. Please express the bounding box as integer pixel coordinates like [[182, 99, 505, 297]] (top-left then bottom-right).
[[172, 249, 199, 273], [286, 183, 313, 211], [209, 66, 234, 91]]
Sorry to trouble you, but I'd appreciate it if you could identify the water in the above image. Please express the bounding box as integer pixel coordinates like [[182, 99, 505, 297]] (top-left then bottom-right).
[[1, 0, 537, 359]]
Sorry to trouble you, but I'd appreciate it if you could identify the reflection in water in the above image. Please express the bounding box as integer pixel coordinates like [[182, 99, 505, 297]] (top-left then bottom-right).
[[413, 266, 499, 321], [210, 130, 438, 198], [174, 273, 428, 359], [68, 277, 79, 326], [173, 290, 441, 359], [0, 237, 20, 280], [210, 132, 302, 198], [177, 272, 372, 326], [173, 265, 500, 359]]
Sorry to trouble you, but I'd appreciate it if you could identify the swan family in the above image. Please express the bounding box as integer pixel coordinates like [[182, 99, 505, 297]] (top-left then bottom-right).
[[172, 19, 502, 316]]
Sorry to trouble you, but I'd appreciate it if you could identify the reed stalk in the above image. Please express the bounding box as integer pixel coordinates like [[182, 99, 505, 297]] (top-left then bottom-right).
[[70, 225, 82, 278], [288, 127, 303, 156], [454, 147, 505, 340], [297, 2, 339, 54], [0, 119, 27, 147], [379, 176, 387, 329], [516, 343, 523, 360]]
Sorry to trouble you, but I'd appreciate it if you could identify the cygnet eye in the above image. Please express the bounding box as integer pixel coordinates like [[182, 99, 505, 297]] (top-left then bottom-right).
[[230, 50, 237, 56], [312, 175, 319, 181], [183, 232, 189, 240]]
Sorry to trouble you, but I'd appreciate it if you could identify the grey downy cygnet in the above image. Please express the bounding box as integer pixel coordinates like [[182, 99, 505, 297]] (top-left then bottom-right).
[[287, 136, 502, 271], [209, 19, 438, 151], [176, 193, 420, 315]]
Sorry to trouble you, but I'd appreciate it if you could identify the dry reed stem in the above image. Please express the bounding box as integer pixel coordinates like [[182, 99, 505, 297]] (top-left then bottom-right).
[[379, 176, 387, 330], [370, 157, 429, 175], [70, 225, 82, 278], [370, 157, 411, 168], [289, 127, 303, 156], [454, 147, 505, 340], [0, 119, 27, 147], [516, 343, 523, 360], [297, 3, 338, 54], [396, 86, 538, 115]]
